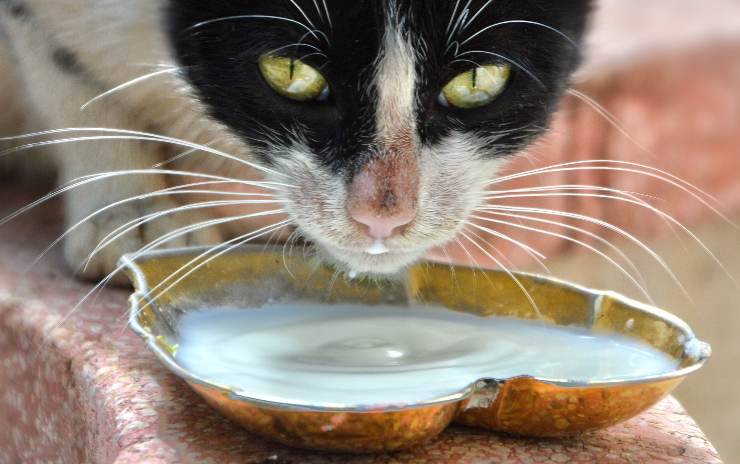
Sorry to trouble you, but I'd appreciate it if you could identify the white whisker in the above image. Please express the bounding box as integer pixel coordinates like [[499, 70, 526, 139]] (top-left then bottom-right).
[[327, 267, 342, 295], [266, 41, 325, 58], [81, 203, 283, 273], [281, 229, 301, 279], [465, 223, 551, 276], [297, 51, 328, 62], [477, 209, 649, 290], [31, 183, 277, 269], [485, 186, 738, 289], [80, 68, 179, 111], [454, 50, 544, 88], [446, 0, 463, 35], [447, 0, 473, 45], [311, 0, 324, 23], [486, 184, 656, 199], [462, 20, 578, 48], [153, 139, 218, 168], [488, 161, 737, 230], [452, 235, 487, 290], [445, 40, 461, 59], [185, 15, 322, 43], [459, 231, 543, 318], [136, 219, 294, 314], [463, 220, 546, 260], [436, 244, 462, 295], [1, 168, 288, 228], [481, 204, 693, 298], [0, 127, 289, 179], [484, 191, 666, 221], [471, 215, 654, 304], [484, 185, 680, 238], [38, 212, 288, 351], [567, 89, 651, 154], [106, 210, 287, 276], [320, 0, 332, 30], [449, 58, 484, 71], [462, 0, 495, 31], [287, 0, 317, 30]]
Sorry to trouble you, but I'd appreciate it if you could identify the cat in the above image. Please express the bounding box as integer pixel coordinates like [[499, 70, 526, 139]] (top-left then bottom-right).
[[0, 0, 591, 281]]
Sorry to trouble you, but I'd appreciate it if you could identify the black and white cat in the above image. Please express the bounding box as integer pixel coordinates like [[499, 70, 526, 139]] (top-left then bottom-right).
[[0, 0, 591, 280]]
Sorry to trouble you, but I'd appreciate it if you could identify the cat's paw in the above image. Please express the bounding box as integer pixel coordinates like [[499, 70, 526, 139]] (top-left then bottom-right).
[[63, 198, 223, 286]]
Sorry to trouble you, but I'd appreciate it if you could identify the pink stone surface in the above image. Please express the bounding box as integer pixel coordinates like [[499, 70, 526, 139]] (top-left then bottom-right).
[[0, 189, 724, 463]]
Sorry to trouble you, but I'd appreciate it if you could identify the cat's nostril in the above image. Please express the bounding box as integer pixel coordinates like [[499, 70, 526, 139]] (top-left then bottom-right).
[[350, 208, 415, 240]]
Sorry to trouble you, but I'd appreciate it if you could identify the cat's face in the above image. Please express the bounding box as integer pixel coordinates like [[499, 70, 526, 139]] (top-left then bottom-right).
[[168, 0, 591, 275]]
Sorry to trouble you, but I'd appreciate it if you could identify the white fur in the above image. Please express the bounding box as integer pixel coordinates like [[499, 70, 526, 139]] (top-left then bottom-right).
[[375, 13, 417, 143]]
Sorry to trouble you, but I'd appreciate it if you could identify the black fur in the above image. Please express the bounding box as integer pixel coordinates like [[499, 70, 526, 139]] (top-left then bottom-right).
[[51, 47, 84, 75], [168, 0, 591, 174], [1, 0, 31, 20]]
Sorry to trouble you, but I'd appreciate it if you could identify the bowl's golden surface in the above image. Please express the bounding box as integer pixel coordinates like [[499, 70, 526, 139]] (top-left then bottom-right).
[[122, 246, 709, 453]]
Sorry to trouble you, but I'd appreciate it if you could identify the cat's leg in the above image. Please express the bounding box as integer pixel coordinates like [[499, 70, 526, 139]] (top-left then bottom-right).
[[53, 110, 223, 284], [0, 7, 222, 283]]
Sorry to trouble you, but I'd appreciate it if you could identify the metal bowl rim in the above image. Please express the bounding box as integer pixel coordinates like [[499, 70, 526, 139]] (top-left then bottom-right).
[[120, 246, 711, 413]]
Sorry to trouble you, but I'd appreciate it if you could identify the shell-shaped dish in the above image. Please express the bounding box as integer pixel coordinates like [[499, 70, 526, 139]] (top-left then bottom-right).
[[121, 245, 710, 453]]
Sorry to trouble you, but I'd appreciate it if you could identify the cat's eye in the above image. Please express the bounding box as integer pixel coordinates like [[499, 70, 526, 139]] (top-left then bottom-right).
[[258, 55, 330, 102], [438, 64, 511, 109]]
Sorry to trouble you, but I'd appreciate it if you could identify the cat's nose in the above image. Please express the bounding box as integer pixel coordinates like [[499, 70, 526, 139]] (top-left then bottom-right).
[[349, 207, 416, 240], [347, 150, 419, 241]]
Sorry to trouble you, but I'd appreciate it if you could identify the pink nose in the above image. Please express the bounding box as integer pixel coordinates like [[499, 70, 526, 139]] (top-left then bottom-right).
[[347, 144, 420, 241], [349, 208, 415, 240]]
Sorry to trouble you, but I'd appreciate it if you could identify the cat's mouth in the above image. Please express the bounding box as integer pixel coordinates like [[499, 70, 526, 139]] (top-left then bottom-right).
[[320, 242, 429, 275]]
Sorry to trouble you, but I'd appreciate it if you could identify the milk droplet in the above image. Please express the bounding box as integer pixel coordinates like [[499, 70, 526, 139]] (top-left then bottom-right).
[[365, 241, 389, 256]]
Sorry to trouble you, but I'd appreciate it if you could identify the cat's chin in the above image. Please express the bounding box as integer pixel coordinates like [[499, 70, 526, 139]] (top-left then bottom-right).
[[319, 244, 427, 277]]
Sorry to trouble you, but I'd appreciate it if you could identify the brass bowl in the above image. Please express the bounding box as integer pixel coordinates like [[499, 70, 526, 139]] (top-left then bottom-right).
[[121, 245, 710, 453]]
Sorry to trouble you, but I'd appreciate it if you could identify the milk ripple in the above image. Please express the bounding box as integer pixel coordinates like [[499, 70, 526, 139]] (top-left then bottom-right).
[[176, 304, 678, 408]]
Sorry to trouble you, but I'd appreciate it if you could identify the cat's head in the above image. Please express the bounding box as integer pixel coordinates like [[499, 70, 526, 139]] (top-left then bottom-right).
[[167, 0, 591, 275]]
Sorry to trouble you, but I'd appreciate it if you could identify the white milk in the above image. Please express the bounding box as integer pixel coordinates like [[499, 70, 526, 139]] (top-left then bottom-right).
[[176, 304, 678, 408]]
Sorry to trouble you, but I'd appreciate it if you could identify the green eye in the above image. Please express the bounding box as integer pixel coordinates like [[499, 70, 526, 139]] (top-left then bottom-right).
[[258, 55, 329, 102], [439, 64, 511, 109]]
